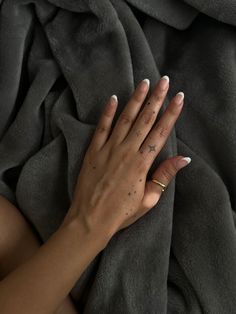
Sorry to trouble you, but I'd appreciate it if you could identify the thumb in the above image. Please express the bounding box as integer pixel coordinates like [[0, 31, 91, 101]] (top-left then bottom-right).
[[141, 155, 191, 211]]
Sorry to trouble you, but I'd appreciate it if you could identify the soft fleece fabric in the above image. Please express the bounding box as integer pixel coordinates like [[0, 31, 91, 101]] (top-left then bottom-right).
[[0, 0, 236, 313]]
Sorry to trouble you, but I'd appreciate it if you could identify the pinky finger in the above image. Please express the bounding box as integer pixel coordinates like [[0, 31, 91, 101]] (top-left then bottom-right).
[[90, 95, 118, 151]]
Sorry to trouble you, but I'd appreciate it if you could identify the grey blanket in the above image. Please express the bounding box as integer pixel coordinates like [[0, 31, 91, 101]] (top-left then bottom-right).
[[1, 0, 236, 313]]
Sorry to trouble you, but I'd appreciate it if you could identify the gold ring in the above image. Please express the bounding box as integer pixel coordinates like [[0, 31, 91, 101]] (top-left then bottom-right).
[[151, 179, 166, 192]]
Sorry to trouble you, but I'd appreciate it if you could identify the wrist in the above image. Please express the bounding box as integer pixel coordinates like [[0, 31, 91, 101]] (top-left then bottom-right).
[[60, 209, 113, 251]]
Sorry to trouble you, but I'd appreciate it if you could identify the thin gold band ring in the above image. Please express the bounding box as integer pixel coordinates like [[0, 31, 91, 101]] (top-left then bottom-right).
[[151, 179, 167, 192]]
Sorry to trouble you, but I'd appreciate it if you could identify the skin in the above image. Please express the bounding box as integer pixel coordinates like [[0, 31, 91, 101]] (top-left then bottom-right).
[[0, 195, 78, 314], [64, 75, 189, 233], [0, 76, 190, 314]]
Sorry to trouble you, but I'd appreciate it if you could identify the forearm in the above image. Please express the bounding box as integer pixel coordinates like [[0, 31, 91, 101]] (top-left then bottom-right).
[[0, 195, 78, 314], [1, 258, 77, 314], [0, 215, 109, 314]]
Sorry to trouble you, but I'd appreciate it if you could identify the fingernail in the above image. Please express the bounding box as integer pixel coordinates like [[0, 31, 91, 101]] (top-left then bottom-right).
[[175, 92, 184, 105], [178, 156, 191, 168], [140, 78, 150, 91], [111, 95, 118, 105], [159, 75, 169, 90]]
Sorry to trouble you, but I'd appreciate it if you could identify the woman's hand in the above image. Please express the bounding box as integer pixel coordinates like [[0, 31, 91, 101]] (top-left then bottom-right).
[[63, 76, 191, 240]]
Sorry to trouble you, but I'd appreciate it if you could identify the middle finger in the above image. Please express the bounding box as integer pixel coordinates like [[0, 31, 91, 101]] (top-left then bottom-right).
[[123, 75, 169, 151]]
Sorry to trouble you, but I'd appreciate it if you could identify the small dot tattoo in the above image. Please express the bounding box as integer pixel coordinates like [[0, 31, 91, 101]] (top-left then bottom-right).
[[148, 144, 156, 152]]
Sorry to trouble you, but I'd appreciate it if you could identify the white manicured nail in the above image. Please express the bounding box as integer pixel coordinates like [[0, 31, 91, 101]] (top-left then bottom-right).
[[139, 78, 150, 92], [159, 75, 169, 90], [161, 75, 169, 83], [182, 157, 191, 163], [176, 92, 184, 104], [143, 78, 150, 87], [178, 156, 191, 168], [111, 95, 118, 103]]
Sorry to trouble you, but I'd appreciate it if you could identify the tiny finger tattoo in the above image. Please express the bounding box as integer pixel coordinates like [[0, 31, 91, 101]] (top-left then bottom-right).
[[148, 144, 156, 152]]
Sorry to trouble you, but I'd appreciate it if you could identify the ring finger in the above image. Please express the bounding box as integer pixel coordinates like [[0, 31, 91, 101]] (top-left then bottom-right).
[[139, 91, 185, 167]]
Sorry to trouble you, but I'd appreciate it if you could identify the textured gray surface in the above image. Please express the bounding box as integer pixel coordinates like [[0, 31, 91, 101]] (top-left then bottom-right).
[[0, 0, 235, 313]]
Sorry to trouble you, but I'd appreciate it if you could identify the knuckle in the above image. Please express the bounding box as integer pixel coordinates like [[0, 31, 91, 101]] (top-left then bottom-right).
[[104, 107, 113, 118], [154, 123, 169, 138], [119, 146, 133, 162], [171, 160, 179, 173], [152, 91, 164, 103], [132, 90, 144, 103], [161, 164, 177, 181], [142, 109, 155, 124], [119, 112, 133, 125], [167, 103, 180, 116], [121, 150, 130, 161], [96, 124, 108, 133]]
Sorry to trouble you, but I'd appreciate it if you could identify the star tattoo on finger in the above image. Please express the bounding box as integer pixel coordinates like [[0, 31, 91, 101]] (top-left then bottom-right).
[[148, 144, 156, 152]]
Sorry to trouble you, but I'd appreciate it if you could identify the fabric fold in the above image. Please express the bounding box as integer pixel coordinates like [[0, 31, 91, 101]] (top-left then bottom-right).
[[0, 0, 236, 313]]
